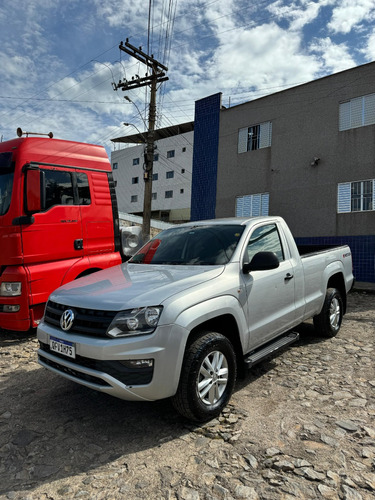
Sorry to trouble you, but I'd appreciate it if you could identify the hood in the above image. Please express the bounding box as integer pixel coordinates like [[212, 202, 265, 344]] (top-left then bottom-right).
[[49, 262, 224, 310]]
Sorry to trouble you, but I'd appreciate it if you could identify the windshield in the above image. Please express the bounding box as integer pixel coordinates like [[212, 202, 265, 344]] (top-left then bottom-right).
[[130, 224, 245, 265], [0, 170, 14, 216]]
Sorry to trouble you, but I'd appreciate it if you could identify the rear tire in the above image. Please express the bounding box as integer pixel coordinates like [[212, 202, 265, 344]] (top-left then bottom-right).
[[313, 287, 343, 337], [172, 331, 237, 422]]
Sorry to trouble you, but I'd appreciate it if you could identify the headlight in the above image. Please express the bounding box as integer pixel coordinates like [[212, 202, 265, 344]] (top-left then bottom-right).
[[0, 282, 22, 296], [106, 306, 163, 338]]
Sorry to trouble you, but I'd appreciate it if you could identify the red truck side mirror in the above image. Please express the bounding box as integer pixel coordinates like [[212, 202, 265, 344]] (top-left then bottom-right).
[[25, 168, 42, 213]]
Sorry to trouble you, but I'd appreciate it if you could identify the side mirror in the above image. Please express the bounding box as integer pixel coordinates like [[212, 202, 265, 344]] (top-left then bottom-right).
[[243, 251, 280, 273], [25, 168, 42, 213], [121, 225, 144, 258]]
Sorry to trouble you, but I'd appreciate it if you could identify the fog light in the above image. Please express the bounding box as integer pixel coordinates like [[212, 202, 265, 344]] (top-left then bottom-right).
[[3, 305, 20, 312], [121, 359, 154, 368]]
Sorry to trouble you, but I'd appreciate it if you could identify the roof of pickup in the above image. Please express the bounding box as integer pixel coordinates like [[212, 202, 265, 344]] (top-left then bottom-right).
[[177, 216, 281, 227]]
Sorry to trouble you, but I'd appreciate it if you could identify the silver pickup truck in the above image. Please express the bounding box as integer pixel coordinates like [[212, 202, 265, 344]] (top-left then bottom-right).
[[37, 216, 354, 421]]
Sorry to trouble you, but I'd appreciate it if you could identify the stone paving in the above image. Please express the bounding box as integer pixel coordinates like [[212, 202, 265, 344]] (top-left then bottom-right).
[[0, 291, 374, 499]]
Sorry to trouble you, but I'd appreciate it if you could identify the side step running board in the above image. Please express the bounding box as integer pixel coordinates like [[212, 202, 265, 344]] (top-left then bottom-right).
[[244, 332, 299, 368]]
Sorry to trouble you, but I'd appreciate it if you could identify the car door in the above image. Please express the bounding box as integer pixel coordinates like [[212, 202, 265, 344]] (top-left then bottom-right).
[[20, 167, 83, 305], [241, 222, 297, 351]]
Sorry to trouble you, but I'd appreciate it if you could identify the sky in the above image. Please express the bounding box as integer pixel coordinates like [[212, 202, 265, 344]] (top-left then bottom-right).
[[1, 0, 375, 155]]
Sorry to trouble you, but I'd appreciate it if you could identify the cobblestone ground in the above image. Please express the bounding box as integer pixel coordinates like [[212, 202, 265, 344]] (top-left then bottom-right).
[[0, 291, 374, 500]]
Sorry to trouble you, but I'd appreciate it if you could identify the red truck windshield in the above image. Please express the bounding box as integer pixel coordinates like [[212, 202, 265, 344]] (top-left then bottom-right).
[[130, 225, 245, 265]]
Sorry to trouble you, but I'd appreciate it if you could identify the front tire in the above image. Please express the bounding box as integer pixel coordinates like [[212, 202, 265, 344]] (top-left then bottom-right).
[[313, 287, 343, 337], [172, 331, 237, 422]]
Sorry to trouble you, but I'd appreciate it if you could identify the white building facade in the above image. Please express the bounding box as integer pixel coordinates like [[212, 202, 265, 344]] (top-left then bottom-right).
[[111, 126, 193, 223]]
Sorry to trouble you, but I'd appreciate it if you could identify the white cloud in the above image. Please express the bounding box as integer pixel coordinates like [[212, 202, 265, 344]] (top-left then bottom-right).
[[0, 0, 374, 149], [364, 30, 375, 60], [267, 0, 336, 31], [210, 23, 320, 93], [328, 0, 375, 34], [309, 37, 356, 73]]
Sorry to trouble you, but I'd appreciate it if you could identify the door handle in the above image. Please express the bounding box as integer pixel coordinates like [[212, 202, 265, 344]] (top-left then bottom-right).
[[74, 239, 83, 250], [284, 273, 294, 281]]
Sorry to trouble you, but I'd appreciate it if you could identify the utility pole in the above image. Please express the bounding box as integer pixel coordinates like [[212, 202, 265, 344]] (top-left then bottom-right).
[[113, 39, 168, 242]]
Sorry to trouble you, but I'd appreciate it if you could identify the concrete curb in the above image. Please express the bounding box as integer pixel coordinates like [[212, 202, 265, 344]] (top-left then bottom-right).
[[351, 282, 375, 294]]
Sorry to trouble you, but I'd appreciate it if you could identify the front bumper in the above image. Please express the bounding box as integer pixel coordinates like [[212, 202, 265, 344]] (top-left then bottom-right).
[[37, 320, 189, 402]]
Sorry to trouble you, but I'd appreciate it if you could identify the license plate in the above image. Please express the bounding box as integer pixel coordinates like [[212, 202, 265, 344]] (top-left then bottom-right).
[[50, 336, 76, 359]]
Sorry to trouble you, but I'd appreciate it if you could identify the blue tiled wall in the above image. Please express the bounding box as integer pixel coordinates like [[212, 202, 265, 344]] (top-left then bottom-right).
[[190, 93, 221, 221], [295, 235, 375, 283]]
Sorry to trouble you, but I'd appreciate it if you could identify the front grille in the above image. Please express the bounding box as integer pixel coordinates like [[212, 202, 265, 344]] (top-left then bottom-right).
[[44, 300, 117, 337], [39, 342, 153, 386]]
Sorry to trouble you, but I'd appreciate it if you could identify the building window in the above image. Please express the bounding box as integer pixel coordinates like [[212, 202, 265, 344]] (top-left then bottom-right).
[[339, 93, 375, 131], [165, 190, 173, 199], [248, 125, 260, 150], [167, 150, 175, 158], [338, 180, 374, 213], [238, 122, 272, 153], [152, 193, 157, 200], [180, 189, 184, 194], [181, 168, 185, 174], [131, 195, 138, 203], [132, 177, 139, 184], [154, 153, 159, 161], [152, 173, 158, 181], [182, 147, 186, 152], [133, 158, 140, 166], [235, 193, 269, 217], [112, 162, 118, 170], [166, 170, 174, 179]]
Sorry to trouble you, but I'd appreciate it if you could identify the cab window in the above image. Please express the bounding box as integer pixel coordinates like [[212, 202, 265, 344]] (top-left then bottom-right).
[[42, 170, 91, 209], [246, 224, 284, 263], [44, 170, 74, 209], [76, 173, 91, 205]]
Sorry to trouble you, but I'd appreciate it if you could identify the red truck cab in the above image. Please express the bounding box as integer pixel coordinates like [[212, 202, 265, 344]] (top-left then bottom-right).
[[0, 135, 122, 332]]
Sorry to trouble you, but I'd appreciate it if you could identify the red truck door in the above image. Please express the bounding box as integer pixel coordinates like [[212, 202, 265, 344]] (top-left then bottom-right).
[[20, 167, 84, 305], [79, 171, 116, 255]]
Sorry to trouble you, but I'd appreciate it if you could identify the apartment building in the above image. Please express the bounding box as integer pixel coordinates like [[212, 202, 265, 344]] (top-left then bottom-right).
[[191, 62, 375, 282], [111, 122, 194, 222]]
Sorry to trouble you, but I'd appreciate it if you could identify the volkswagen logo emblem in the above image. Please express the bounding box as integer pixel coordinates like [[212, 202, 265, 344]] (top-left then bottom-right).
[[60, 309, 75, 331]]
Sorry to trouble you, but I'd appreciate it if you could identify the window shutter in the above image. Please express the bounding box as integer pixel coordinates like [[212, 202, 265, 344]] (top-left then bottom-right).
[[236, 193, 269, 216], [236, 195, 252, 216], [261, 193, 269, 215], [259, 122, 272, 148], [238, 127, 248, 154], [236, 196, 244, 216], [337, 183, 351, 213], [251, 194, 261, 216], [339, 102, 350, 131], [350, 97, 363, 128], [364, 93, 375, 126], [243, 195, 252, 215]]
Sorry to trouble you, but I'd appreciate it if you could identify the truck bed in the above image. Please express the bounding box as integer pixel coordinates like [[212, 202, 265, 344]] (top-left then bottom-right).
[[296, 243, 347, 258]]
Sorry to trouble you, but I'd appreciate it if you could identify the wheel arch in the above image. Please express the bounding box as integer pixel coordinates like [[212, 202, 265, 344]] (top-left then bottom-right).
[[187, 314, 245, 376], [75, 268, 102, 280], [327, 272, 347, 314]]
